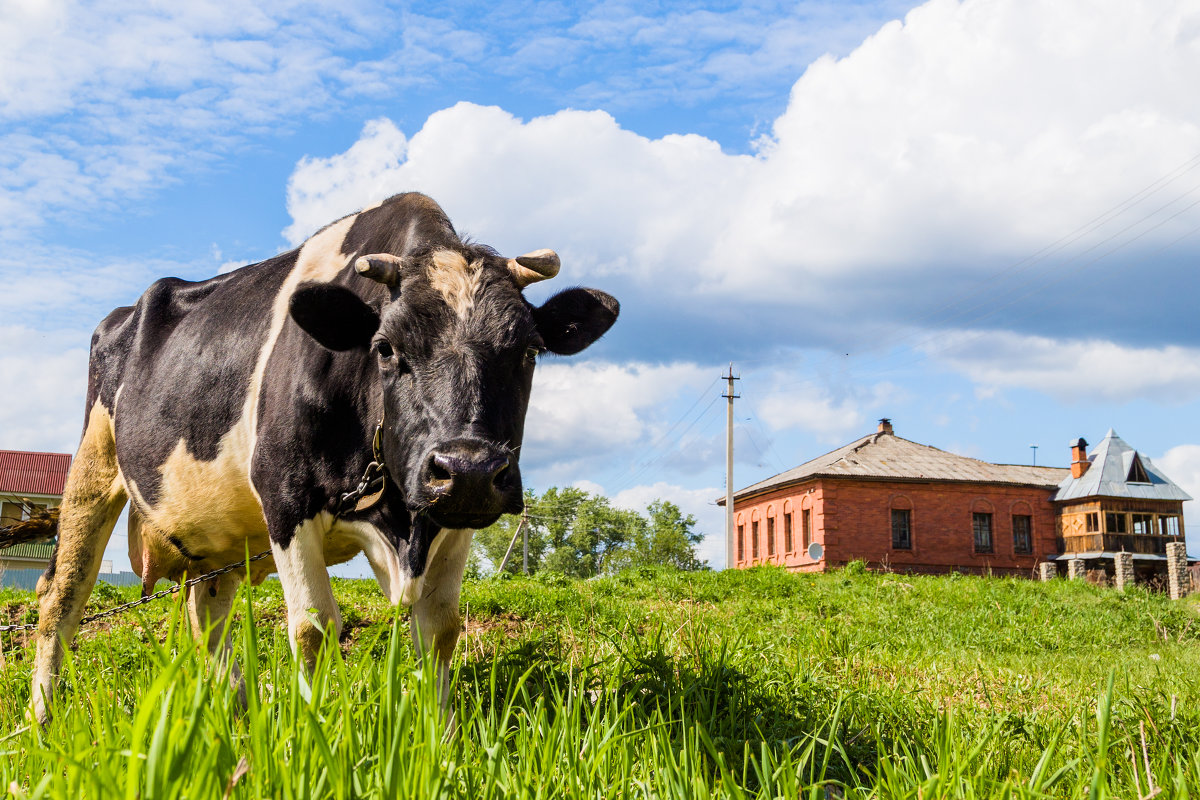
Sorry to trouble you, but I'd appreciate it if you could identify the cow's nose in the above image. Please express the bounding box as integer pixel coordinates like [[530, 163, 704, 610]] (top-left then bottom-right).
[[425, 445, 514, 498]]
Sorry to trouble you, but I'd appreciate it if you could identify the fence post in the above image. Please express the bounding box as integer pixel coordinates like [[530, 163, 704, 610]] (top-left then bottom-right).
[[1167, 541, 1190, 600], [1114, 552, 1134, 592]]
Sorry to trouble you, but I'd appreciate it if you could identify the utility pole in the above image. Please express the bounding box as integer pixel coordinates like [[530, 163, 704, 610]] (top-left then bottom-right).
[[723, 363, 739, 570], [522, 509, 528, 574]]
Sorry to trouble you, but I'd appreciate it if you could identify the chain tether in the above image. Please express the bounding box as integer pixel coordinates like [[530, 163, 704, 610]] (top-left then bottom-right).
[[0, 549, 273, 634], [3, 415, 386, 636]]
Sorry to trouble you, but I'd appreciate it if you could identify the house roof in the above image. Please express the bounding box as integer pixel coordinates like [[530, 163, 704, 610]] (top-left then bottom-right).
[[1053, 430, 1191, 502], [0, 540, 55, 560], [0, 450, 71, 497], [729, 428, 1069, 502]]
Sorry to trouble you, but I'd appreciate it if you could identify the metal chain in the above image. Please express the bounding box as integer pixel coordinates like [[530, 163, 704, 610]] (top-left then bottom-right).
[[0, 549, 273, 634]]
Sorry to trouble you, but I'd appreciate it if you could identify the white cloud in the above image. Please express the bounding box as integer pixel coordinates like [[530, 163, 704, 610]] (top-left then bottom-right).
[[757, 381, 897, 441], [281, 0, 1200, 313], [522, 360, 713, 472], [929, 331, 1200, 402], [1156, 444, 1200, 550], [0, 326, 89, 453]]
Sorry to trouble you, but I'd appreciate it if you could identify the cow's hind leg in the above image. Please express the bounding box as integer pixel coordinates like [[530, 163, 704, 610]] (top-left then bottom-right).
[[31, 404, 127, 724], [411, 528, 473, 717]]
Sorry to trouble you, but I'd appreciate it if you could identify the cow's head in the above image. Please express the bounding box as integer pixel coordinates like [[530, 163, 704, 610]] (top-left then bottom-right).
[[288, 242, 617, 541]]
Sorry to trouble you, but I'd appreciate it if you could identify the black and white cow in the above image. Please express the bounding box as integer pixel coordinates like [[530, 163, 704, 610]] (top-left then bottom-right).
[[31, 192, 618, 722]]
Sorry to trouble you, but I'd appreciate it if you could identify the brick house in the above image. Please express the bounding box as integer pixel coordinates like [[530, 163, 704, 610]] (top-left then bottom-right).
[[722, 420, 1067, 576], [0, 450, 70, 572]]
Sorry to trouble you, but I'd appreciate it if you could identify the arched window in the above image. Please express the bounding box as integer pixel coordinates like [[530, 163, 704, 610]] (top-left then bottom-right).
[[782, 499, 795, 553], [971, 499, 995, 554], [890, 494, 913, 550]]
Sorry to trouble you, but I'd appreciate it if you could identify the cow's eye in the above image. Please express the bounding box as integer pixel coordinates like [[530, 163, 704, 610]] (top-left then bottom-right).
[[524, 346, 542, 362], [375, 340, 394, 359]]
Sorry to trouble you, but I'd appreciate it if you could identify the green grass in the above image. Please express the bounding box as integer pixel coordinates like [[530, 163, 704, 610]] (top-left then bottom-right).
[[3, 565, 1200, 797]]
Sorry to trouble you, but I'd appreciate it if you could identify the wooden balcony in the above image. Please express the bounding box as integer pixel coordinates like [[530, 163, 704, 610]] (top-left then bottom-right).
[[1058, 533, 1183, 556]]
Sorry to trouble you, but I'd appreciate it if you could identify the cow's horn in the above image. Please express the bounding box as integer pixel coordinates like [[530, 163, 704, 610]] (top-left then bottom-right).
[[355, 254, 407, 286], [507, 249, 561, 287]]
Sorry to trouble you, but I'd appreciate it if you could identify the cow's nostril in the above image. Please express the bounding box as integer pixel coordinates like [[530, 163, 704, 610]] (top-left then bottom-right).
[[429, 456, 453, 483], [492, 461, 510, 487]]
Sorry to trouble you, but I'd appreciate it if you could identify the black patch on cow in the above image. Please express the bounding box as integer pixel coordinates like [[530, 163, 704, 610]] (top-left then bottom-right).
[[289, 283, 380, 351], [101, 252, 297, 505], [341, 193, 458, 260], [533, 288, 620, 355]]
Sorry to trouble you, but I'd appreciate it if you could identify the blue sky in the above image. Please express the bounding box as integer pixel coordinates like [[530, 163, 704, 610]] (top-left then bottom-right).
[[3, 0, 1200, 573]]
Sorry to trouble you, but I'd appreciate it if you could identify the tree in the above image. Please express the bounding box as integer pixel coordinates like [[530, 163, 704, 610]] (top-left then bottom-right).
[[471, 488, 708, 577]]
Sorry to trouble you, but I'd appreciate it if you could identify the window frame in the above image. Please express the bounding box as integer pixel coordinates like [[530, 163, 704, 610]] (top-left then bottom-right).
[[891, 508, 912, 550], [972, 512, 994, 554], [1012, 514, 1032, 554]]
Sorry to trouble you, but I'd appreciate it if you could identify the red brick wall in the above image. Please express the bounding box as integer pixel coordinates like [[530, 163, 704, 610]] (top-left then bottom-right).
[[733, 478, 1056, 577]]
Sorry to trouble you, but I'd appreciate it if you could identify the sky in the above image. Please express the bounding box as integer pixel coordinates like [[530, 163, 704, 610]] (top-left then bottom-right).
[[2, 0, 1200, 575]]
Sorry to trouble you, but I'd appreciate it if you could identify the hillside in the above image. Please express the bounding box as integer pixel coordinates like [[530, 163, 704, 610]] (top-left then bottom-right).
[[2, 566, 1200, 798]]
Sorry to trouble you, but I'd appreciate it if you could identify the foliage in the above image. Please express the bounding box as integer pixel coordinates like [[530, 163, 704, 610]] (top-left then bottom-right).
[[473, 487, 707, 577], [2, 567, 1200, 797]]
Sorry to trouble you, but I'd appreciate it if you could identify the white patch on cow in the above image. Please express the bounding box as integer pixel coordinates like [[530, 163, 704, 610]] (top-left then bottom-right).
[[329, 516, 409, 605], [273, 516, 342, 660], [246, 214, 360, 482], [427, 249, 483, 319], [120, 214, 362, 573]]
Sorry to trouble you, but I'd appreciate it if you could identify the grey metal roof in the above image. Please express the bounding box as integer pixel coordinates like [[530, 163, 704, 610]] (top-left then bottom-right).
[[732, 429, 1069, 501], [1052, 429, 1192, 502]]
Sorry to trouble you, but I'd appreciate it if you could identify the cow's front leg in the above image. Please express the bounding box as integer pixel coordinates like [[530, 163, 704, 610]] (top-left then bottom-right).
[[271, 516, 342, 670], [411, 527, 473, 714]]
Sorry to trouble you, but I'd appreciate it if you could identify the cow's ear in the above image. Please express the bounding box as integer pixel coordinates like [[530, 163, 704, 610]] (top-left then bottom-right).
[[289, 282, 380, 351], [532, 288, 619, 355]]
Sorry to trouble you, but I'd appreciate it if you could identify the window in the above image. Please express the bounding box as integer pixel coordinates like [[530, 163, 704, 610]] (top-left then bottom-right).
[[1131, 513, 1154, 535], [737, 525, 745, 562], [767, 517, 776, 557], [1106, 512, 1127, 533], [1127, 455, 1150, 484], [0, 501, 22, 525], [1161, 516, 1181, 536], [1012, 515, 1032, 554], [1085, 512, 1100, 532], [973, 513, 993, 554], [751, 520, 759, 560], [802, 509, 812, 552], [784, 513, 793, 553], [891, 509, 912, 550]]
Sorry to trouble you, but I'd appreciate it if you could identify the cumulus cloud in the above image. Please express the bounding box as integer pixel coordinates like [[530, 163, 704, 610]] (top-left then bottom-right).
[[929, 331, 1200, 402], [1155, 444, 1200, 547], [757, 381, 898, 441], [0, 326, 89, 453], [281, 0, 1200, 352], [522, 360, 714, 473]]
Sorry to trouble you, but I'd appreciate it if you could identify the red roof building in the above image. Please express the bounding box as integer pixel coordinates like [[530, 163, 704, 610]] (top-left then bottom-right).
[[1, 450, 71, 570], [0, 450, 71, 497], [722, 421, 1190, 580]]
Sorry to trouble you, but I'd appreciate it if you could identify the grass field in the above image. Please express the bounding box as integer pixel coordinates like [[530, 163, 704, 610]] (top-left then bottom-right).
[[2, 564, 1200, 798]]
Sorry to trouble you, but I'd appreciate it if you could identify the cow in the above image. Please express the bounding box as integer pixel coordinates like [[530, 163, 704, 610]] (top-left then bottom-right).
[[30, 192, 618, 723]]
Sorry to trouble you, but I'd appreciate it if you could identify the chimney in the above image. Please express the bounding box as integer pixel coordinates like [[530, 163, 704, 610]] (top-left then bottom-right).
[[877, 418, 893, 435], [1070, 437, 1090, 478]]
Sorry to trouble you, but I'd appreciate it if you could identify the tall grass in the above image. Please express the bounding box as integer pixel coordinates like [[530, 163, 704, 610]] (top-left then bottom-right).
[[2, 566, 1200, 797]]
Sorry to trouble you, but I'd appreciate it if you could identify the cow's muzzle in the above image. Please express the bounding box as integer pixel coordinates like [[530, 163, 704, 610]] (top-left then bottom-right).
[[418, 439, 522, 528]]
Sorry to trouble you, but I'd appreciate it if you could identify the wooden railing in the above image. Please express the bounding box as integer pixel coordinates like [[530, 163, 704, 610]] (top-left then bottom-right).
[[1058, 533, 1183, 555]]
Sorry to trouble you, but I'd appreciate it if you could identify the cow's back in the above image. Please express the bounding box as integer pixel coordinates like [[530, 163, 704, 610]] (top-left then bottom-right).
[[96, 251, 299, 569]]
